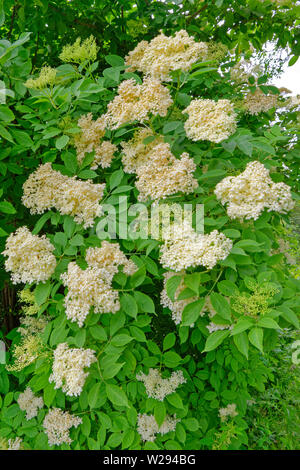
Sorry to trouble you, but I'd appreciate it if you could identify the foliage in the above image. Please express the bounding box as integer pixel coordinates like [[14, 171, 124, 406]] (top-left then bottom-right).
[[0, 1, 299, 451]]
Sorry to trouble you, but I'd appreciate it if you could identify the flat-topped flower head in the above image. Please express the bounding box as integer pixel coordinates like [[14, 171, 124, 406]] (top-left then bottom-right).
[[43, 408, 82, 446], [125, 30, 208, 81], [183, 98, 237, 143], [214, 161, 294, 220], [2, 226, 56, 284]]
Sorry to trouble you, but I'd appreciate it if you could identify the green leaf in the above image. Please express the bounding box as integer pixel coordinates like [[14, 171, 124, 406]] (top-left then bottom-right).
[[62, 151, 77, 174], [203, 330, 230, 352], [90, 325, 107, 341], [69, 234, 84, 246], [0, 106, 14, 122], [81, 415, 91, 437], [88, 383, 101, 409], [106, 384, 129, 408], [257, 317, 280, 329], [34, 281, 51, 306], [163, 333, 176, 351], [278, 306, 299, 328], [166, 274, 182, 301], [77, 169, 97, 179], [210, 293, 231, 321], [233, 332, 249, 358], [120, 293, 138, 318], [154, 401, 166, 427], [248, 327, 264, 353], [184, 273, 201, 294], [166, 392, 184, 409], [134, 291, 155, 313], [0, 123, 13, 142], [110, 169, 124, 189], [105, 55, 124, 67], [181, 298, 206, 326], [111, 334, 133, 347], [231, 318, 253, 335], [0, 201, 16, 214], [11, 130, 33, 147], [217, 280, 238, 296], [163, 351, 182, 368], [55, 135, 69, 150], [43, 383, 57, 407]]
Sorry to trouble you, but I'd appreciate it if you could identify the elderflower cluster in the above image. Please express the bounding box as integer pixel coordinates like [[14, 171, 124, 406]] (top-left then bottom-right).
[[17, 316, 48, 337], [160, 271, 199, 324], [121, 128, 164, 174], [214, 161, 294, 220], [61, 241, 136, 326], [183, 99, 237, 143], [43, 408, 82, 446], [159, 220, 232, 272], [104, 77, 173, 129], [25, 66, 57, 90], [18, 288, 39, 316], [17, 387, 44, 420], [22, 163, 105, 228], [49, 343, 96, 397], [137, 368, 186, 401], [59, 35, 98, 64], [243, 88, 278, 115], [135, 142, 198, 202], [6, 335, 45, 372], [137, 414, 179, 442], [74, 113, 117, 169], [125, 30, 208, 82], [232, 282, 278, 318], [2, 226, 56, 284], [219, 403, 238, 422], [7, 438, 23, 450]]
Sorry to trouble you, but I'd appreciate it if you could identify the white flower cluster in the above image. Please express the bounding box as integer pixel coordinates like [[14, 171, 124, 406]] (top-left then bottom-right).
[[17, 315, 48, 337], [136, 368, 186, 400], [61, 241, 136, 327], [43, 408, 82, 446], [17, 387, 44, 420], [22, 163, 105, 228], [183, 99, 237, 143], [75, 113, 117, 169], [137, 413, 179, 442], [243, 88, 279, 115], [219, 403, 238, 422], [103, 77, 173, 129], [135, 142, 198, 202], [159, 220, 232, 272], [214, 161, 294, 220], [121, 128, 164, 174], [125, 30, 208, 82], [49, 343, 96, 397], [7, 437, 23, 450], [160, 271, 199, 324], [2, 226, 56, 284]]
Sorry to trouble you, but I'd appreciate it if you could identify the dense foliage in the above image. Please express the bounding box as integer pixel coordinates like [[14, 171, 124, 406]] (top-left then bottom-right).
[[0, 0, 299, 451]]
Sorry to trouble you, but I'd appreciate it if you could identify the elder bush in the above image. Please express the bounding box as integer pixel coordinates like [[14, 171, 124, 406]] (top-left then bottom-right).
[[0, 9, 299, 451]]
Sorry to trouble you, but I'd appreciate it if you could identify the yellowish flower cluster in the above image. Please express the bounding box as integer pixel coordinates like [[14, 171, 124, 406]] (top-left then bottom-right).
[[49, 343, 96, 397], [206, 41, 228, 62], [17, 387, 44, 420], [59, 35, 98, 64], [7, 438, 23, 450], [74, 113, 117, 169], [121, 128, 163, 174], [159, 220, 232, 272], [61, 241, 136, 326], [161, 271, 198, 324], [243, 88, 278, 115], [136, 368, 186, 401], [6, 335, 44, 372], [18, 288, 39, 316], [125, 30, 208, 82], [25, 66, 57, 90], [18, 316, 48, 337], [43, 408, 82, 446], [22, 163, 105, 228], [2, 226, 56, 284], [214, 161, 294, 220], [137, 414, 179, 442], [183, 99, 237, 143], [219, 403, 238, 422], [135, 142, 198, 201], [104, 78, 173, 129], [232, 282, 278, 318]]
